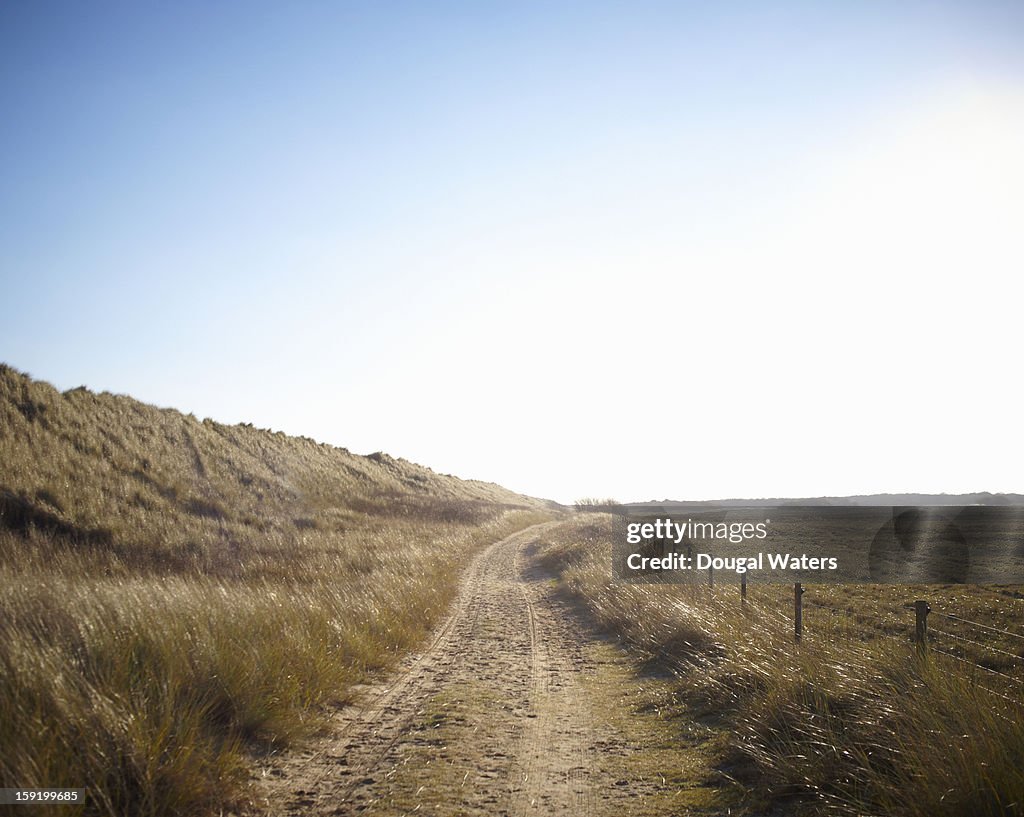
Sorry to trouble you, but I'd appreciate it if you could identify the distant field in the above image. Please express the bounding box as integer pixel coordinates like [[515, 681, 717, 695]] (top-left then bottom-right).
[[536, 515, 1024, 817], [0, 365, 555, 816]]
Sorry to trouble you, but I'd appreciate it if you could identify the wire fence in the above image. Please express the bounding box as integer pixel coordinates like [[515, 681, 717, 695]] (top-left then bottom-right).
[[709, 577, 1024, 706]]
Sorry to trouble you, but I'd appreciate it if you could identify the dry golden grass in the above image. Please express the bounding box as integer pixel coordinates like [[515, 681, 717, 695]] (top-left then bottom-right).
[[0, 364, 556, 815], [536, 515, 1024, 817]]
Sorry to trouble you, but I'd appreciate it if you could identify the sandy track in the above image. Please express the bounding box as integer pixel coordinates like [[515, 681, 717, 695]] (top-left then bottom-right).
[[509, 540, 598, 816], [245, 522, 669, 817]]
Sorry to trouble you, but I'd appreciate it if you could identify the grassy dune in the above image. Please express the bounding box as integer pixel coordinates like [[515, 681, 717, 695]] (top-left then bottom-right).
[[0, 365, 555, 815], [535, 516, 1024, 817]]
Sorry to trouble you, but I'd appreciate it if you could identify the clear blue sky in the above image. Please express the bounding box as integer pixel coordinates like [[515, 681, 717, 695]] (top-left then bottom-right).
[[3, 2, 1023, 503]]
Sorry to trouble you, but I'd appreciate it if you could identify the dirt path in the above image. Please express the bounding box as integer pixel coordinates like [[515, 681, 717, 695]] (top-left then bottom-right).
[[245, 523, 735, 817]]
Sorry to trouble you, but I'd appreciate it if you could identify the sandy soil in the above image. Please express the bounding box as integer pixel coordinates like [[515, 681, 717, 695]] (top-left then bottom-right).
[[244, 522, 735, 817]]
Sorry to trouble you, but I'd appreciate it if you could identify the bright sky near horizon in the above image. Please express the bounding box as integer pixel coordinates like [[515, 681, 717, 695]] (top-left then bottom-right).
[[2, 2, 1023, 504]]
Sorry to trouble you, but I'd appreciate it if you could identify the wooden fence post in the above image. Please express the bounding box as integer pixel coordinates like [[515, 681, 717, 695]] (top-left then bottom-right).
[[794, 582, 805, 641], [914, 600, 930, 653], [741, 572, 747, 605], [708, 564, 714, 588]]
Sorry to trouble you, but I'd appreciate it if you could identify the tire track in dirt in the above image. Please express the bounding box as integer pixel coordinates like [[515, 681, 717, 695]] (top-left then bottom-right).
[[245, 520, 708, 817], [245, 522, 553, 815], [510, 545, 595, 816]]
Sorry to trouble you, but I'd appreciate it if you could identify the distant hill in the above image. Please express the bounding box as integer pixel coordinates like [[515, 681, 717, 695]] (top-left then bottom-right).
[[0, 364, 559, 813], [635, 493, 1024, 508], [0, 364, 555, 570]]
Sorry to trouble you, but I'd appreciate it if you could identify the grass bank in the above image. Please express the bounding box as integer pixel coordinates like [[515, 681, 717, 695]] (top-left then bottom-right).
[[0, 365, 555, 815]]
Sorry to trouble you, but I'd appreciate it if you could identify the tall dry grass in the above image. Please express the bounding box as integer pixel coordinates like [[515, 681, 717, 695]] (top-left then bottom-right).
[[535, 516, 1024, 816], [0, 365, 555, 815]]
